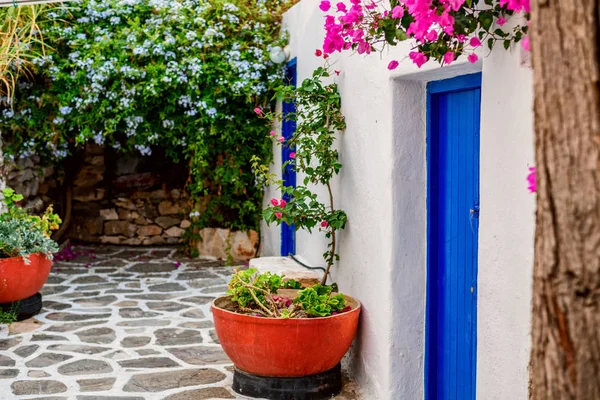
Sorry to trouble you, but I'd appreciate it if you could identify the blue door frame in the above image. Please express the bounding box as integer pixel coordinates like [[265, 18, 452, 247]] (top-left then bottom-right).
[[281, 58, 297, 256], [425, 73, 481, 400]]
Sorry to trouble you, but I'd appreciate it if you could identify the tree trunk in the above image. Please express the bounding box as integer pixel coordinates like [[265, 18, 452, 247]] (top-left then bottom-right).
[[530, 0, 600, 397]]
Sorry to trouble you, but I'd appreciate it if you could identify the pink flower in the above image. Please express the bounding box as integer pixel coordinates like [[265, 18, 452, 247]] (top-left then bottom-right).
[[522, 36, 530, 51], [456, 34, 467, 42], [409, 51, 428, 68], [334, 70, 341, 76], [443, 51, 455, 65], [270, 198, 279, 206], [467, 53, 479, 64], [275, 212, 283, 219], [447, 0, 465, 11], [527, 167, 536, 193], [357, 40, 371, 55], [321, 221, 329, 227], [315, 49, 323, 57], [270, 130, 276, 136], [254, 107, 262, 115], [279, 199, 287, 208], [277, 136, 285, 143], [391, 5, 404, 18], [470, 37, 481, 47], [425, 30, 438, 42], [388, 60, 399, 70], [497, 17, 508, 26], [319, 0, 331, 12], [336, 2, 347, 12], [365, 1, 376, 9], [289, 152, 296, 158]]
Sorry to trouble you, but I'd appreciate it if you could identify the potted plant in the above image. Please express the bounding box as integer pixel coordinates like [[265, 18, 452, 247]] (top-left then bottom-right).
[[0, 188, 60, 321], [212, 67, 358, 399]]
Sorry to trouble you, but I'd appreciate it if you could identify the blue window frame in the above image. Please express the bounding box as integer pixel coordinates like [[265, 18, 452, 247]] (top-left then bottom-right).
[[281, 58, 297, 256]]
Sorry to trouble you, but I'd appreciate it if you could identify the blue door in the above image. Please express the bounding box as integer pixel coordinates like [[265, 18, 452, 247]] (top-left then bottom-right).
[[281, 58, 297, 256], [425, 73, 481, 400]]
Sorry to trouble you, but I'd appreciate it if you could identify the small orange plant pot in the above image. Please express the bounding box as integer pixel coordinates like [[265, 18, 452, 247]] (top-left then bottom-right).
[[0, 253, 52, 303], [212, 291, 361, 377]]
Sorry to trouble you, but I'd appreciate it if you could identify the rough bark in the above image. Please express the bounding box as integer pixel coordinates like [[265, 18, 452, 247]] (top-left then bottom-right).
[[530, 0, 600, 397]]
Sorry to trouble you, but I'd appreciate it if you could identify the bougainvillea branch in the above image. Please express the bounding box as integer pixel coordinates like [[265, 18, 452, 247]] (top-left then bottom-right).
[[318, 0, 529, 68]]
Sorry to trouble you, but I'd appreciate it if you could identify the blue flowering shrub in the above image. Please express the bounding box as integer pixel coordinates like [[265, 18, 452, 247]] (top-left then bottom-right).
[[0, 0, 296, 250]]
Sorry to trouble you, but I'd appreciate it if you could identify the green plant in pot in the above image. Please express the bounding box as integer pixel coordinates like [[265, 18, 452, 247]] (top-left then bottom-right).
[[211, 66, 359, 399], [0, 188, 60, 322]]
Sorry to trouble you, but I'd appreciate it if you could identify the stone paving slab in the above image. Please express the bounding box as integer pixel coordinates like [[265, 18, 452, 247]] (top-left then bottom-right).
[[0, 245, 360, 400]]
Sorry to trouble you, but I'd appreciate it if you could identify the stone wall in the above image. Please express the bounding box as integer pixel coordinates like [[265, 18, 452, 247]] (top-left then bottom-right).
[[67, 144, 190, 246], [3, 156, 58, 213], [1, 144, 260, 261]]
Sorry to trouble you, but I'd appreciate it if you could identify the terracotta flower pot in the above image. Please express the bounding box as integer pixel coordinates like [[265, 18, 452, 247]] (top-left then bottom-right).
[[0, 253, 52, 303], [212, 289, 361, 377]]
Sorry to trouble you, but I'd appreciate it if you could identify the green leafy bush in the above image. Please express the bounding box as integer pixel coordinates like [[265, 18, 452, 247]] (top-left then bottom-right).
[[0, 0, 296, 242], [226, 268, 348, 318], [0, 188, 60, 260]]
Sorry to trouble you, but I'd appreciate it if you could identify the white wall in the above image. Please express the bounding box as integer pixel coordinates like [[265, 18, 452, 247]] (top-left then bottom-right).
[[262, 1, 535, 398]]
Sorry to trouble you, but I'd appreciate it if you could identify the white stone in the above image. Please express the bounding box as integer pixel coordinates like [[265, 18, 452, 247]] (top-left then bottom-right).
[[249, 257, 321, 285], [180, 220, 191, 229], [100, 209, 119, 220], [165, 226, 185, 238]]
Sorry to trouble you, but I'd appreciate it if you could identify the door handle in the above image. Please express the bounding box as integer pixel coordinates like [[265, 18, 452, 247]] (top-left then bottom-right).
[[469, 206, 479, 218]]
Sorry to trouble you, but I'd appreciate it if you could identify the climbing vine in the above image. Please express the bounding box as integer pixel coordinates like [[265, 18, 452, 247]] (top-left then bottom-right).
[[253, 66, 346, 284], [0, 0, 297, 247]]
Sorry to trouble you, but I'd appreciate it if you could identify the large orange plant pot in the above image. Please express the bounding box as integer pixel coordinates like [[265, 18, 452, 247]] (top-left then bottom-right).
[[212, 290, 361, 377], [0, 253, 52, 303]]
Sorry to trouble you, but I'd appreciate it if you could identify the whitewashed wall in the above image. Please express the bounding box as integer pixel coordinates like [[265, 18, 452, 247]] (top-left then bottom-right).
[[261, 1, 535, 398]]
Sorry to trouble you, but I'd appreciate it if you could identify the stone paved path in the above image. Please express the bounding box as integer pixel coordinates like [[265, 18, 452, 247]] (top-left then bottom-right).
[[0, 245, 360, 400]]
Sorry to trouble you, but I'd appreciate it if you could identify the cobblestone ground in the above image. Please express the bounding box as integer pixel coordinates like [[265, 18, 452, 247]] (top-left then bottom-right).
[[0, 245, 360, 400]]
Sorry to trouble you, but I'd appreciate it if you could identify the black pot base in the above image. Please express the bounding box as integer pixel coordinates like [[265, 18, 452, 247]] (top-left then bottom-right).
[[0, 292, 43, 321], [232, 363, 342, 400]]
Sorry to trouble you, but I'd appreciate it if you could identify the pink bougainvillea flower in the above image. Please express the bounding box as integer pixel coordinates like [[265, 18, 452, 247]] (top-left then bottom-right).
[[277, 136, 285, 143], [321, 221, 329, 227], [388, 60, 399, 70], [409, 51, 428, 68], [357, 40, 371, 54], [456, 34, 467, 42], [527, 167, 536, 193], [270, 130, 276, 136], [391, 5, 404, 18], [522, 36, 530, 51], [469, 37, 481, 47], [254, 107, 262, 115], [275, 212, 283, 219], [467, 53, 479, 63], [319, 0, 331, 12], [425, 30, 438, 42], [334, 70, 341, 76], [270, 198, 279, 206], [279, 199, 287, 208], [500, 0, 530, 13], [365, 1, 376, 9], [443, 51, 455, 65], [290, 152, 296, 158], [323, 53, 329, 59], [497, 17, 508, 26], [446, 0, 465, 11], [336, 2, 347, 12], [315, 49, 323, 57]]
